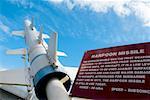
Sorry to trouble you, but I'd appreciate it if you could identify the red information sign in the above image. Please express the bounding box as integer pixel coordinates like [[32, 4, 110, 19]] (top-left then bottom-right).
[[70, 42, 150, 99]]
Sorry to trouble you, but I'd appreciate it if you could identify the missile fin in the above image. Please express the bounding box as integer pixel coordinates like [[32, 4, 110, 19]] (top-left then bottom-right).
[[38, 33, 42, 43], [38, 25, 43, 42], [57, 51, 67, 57], [48, 32, 57, 64], [12, 31, 25, 37], [30, 17, 34, 30], [6, 48, 26, 55], [38, 26, 49, 43], [42, 34, 50, 39]]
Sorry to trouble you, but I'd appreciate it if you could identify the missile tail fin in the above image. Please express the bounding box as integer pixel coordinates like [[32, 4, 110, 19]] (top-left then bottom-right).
[[57, 51, 67, 57], [6, 48, 26, 55], [12, 31, 25, 37], [30, 17, 34, 30], [42, 34, 49, 39], [38, 26, 43, 43], [38, 26, 49, 43], [48, 32, 57, 64]]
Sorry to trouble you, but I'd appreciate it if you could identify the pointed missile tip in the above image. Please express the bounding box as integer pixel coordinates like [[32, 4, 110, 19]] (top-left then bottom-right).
[[24, 19, 31, 27]]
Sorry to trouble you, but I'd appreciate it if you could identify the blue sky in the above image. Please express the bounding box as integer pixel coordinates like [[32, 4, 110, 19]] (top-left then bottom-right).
[[0, 0, 150, 70]]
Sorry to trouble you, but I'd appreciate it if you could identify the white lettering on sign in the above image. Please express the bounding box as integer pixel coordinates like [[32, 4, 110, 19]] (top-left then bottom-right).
[[91, 49, 144, 58]]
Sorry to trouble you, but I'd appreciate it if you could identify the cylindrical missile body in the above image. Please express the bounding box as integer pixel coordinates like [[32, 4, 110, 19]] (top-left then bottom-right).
[[24, 22, 71, 99], [33, 65, 71, 99], [46, 78, 70, 100]]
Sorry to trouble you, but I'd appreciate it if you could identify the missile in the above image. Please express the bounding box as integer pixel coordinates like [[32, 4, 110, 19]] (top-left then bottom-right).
[[38, 25, 43, 44], [8, 19, 71, 100]]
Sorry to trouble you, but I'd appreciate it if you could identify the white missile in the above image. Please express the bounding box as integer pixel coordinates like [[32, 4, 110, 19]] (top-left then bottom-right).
[[7, 19, 71, 100]]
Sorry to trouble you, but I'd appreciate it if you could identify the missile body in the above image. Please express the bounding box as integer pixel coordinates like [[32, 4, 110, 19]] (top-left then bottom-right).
[[24, 20, 71, 99]]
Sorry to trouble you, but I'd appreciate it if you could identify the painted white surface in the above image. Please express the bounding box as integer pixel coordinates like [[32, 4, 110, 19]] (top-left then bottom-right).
[[46, 78, 70, 100], [0, 68, 30, 86], [0, 85, 28, 99], [0, 66, 85, 100]]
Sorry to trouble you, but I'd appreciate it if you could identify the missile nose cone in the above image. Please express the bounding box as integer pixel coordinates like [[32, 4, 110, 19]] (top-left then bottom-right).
[[24, 19, 31, 27]]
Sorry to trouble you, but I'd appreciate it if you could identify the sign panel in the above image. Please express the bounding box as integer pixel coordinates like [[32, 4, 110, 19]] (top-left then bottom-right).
[[71, 42, 150, 99]]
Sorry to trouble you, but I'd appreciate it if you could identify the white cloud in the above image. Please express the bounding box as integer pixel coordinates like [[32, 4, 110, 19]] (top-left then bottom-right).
[[129, 1, 150, 27], [65, 0, 75, 10], [73, 0, 132, 15], [0, 67, 7, 71], [45, 0, 75, 10], [47, 0, 150, 27], [0, 21, 10, 33], [46, 0, 64, 4], [8, 0, 33, 8]]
